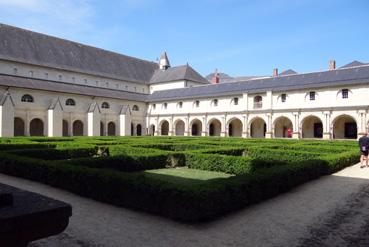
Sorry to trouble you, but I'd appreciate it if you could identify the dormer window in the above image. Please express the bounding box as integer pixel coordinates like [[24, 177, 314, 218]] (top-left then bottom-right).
[[309, 91, 316, 101], [281, 94, 286, 103], [101, 102, 110, 109], [65, 98, 76, 106], [342, 89, 349, 99], [21, 94, 34, 103], [233, 97, 239, 105]]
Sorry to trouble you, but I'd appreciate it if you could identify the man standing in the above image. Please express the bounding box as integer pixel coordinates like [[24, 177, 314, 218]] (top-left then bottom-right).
[[358, 132, 369, 168]]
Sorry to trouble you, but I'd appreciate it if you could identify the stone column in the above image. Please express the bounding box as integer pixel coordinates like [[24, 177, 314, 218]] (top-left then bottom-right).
[[265, 113, 273, 138], [357, 110, 367, 137], [322, 111, 331, 139], [184, 116, 189, 136], [292, 112, 300, 139], [221, 115, 226, 137], [0, 92, 14, 137], [242, 114, 248, 138], [202, 115, 207, 136], [169, 116, 174, 136]]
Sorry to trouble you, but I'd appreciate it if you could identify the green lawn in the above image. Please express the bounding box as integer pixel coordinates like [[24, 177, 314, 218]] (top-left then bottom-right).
[[142, 167, 233, 186]]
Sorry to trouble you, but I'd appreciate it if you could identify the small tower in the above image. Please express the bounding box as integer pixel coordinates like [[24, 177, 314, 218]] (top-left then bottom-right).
[[159, 51, 171, 70]]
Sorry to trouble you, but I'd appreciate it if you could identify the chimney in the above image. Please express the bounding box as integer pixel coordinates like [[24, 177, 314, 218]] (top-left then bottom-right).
[[329, 60, 336, 70], [211, 69, 220, 84], [273, 68, 278, 77]]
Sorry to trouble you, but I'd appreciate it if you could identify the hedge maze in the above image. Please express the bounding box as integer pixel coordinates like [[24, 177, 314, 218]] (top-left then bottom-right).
[[0, 137, 359, 222]]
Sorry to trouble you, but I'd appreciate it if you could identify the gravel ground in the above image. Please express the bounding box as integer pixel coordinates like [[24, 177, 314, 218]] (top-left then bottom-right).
[[1, 163, 368, 247]]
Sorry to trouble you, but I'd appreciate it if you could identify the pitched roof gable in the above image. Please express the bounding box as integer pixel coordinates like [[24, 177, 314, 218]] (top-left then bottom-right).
[[150, 65, 209, 84]]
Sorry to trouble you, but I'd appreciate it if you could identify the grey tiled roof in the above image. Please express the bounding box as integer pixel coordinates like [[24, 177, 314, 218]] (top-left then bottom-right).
[[148, 65, 369, 102], [279, 69, 298, 76], [0, 74, 147, 101], [150, 65, 209, 84], [339, 60, 367, 69], [0, 23, 158, 84]]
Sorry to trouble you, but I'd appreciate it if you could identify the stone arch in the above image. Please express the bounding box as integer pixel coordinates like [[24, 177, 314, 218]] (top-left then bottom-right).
[[174, 119, 185, 136], [159, 120, 169, 136], [190, 118, 202, 136], [332, 114, 357, 139], [14, 117, 25, 136], [73, 120, 84, 136], [208, 118, 222, 136], [107, 122, 116, 136], [62, 120, 69, 137], [227, 117, 243, 137], [301, 115, 323, 138], [249, 117, 266, 138], [273, 116, 293, 138], [136, 124, 142, 136], [29, 118, 44, 136]]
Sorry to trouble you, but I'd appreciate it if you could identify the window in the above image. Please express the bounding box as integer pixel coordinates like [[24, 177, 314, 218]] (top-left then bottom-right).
[[58, 75, 62, 81], [72, 77, 75, 83], [65, 98, 76, 106], [106, 82, 109, 87], [195, 100, 200, 108], [212, 99, 218, 107], [309, 91, 316, 101], [163, 103, 168, 109], [134, 87, 137, 92], [152, 104, 156, 110], [28, 71, 33, 77], [84, 79, 88, 84], [342, 89, 349, 99], [13, 68, 18, 75], [21, 94, 34, 103], [45, 73, 48, 79], [125, 85, 129, 90], [178, 102, 183, 108], [101, 102, 110, 109], [132, 105, 139, 111], [281, 94, 286, 103], [95, 81, 99, 86], [253, 95, 262, 109], [233, 97, 239, 105]]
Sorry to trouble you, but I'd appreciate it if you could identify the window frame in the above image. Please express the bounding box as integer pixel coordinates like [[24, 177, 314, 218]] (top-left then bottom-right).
[[281, 93, 287, 103], [309, 91, 316, 101], [101, 102, 110, 109], [21, 94, 34, 103], [65, 98, 76, 106], [342, 89, 349, 99]]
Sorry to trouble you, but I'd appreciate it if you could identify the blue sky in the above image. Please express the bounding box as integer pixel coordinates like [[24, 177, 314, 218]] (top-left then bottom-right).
[[0, 0, 368, 77]]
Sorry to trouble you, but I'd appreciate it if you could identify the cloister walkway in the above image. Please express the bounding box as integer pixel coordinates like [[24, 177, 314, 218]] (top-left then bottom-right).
[[1, 164, 368, 247]]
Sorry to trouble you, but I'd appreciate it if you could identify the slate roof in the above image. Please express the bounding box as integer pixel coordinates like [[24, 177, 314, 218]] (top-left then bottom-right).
[[150, 65, 209, 84], [279, 69, 298, 76], [0, 23, 158, 84], [0, 74, 146, 101], [205, 72, 233, 81], [148, 65, 369, 102], [339, 60, 367, 69]]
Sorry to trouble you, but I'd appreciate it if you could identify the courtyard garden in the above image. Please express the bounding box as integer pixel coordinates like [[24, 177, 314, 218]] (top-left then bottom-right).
[[0, 137, 359, 222]]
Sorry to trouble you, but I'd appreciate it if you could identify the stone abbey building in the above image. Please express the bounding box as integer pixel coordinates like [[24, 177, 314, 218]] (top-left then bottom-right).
[[0, 23, 368, 139]]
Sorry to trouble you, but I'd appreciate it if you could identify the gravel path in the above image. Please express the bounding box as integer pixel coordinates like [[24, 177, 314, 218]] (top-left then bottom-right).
[[1, 163, 369, 247]]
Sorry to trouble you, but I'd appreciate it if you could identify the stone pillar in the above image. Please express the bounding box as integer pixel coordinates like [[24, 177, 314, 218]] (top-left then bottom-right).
[[154, 117, 159, 136], [87, 111, 100, 137], [47, 109, 62, 137], [25, 111, 30, 136], [357, 110, 367, 137], [292, 112, 300, 139], [202, 115, 207, 136], [323, 111, 331, 139], [184, 116, 189, 136], [221, 115, 226, 137], [242, 114, 248, 138], [118, 113, 131, 136], [169, 116, 174, 136], [0, 93, 14, 137], [265, 113, 273, 138]]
